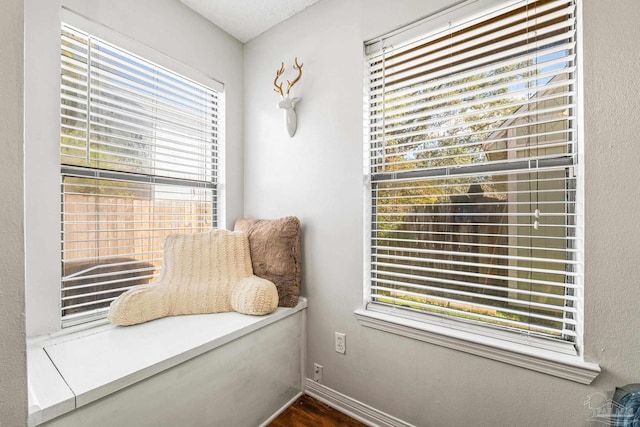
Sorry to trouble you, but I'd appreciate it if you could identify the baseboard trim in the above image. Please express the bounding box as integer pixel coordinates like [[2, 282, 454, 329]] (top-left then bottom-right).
[[259, 391, 304, 427], [304, 378, 415, 427]]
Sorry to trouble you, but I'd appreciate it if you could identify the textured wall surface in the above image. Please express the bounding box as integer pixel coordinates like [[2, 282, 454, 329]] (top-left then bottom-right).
[[243, 0, 640, 425], [582, 0, 640, 392], [0, 0, 28, 424]]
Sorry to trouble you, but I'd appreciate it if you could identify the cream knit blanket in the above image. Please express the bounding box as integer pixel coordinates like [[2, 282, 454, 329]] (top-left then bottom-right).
[[108, 229, 279, 326]]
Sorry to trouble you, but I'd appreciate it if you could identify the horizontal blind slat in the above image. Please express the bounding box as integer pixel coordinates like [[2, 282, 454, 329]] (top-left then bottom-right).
[[60, 23, 220, 327], [371, 282, 576, 320], [367, 0, 578, 344]]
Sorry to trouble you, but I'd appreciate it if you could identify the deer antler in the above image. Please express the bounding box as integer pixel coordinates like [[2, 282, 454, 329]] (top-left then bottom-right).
[[273, 62, 285, 97], [285, 57, 303, 96]]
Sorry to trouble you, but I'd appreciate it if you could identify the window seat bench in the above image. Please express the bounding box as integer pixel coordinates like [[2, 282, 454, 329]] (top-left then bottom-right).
[[27, 298, 307, 427]]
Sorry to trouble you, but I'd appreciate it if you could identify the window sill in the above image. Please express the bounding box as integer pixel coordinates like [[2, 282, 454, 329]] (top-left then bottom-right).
[[354, 306, 600, 385], [27, 298, 308, 427]]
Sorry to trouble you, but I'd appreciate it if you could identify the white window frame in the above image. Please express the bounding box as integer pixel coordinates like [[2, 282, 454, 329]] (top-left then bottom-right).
[[25, 9, 226, 337], [59, 22, 221, 328], [358, 0, 599, 384]]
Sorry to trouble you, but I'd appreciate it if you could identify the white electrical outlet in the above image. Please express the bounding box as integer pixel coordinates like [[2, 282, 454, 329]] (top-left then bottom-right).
[[313, 363, 323, 383], [335, 332, 346, 354]]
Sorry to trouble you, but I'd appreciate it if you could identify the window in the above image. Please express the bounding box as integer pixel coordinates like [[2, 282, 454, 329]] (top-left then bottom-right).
[[60, 24, 220, 327], [365, 0, 580, 353]]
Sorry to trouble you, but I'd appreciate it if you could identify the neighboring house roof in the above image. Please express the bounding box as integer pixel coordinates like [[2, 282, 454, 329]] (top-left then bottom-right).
[[482, 72, 569, 156]]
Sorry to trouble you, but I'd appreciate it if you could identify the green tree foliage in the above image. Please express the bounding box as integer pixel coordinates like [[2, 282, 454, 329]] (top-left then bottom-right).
[[370, 59, 573, 334]]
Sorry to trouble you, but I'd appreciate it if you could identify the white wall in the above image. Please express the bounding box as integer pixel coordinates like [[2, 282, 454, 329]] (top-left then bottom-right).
[[582, 0, 640, 391], [244, 0, 640, 425], [0, 0, 28, 424], [24, 0, 245, 336]]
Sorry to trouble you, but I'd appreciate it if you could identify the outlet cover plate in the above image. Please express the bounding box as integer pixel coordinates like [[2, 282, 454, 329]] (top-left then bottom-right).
[[335, 332, 346, 354]]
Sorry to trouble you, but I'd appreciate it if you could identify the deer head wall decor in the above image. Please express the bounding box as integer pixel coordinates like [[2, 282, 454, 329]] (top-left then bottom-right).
[[273, 57, 303, 137]]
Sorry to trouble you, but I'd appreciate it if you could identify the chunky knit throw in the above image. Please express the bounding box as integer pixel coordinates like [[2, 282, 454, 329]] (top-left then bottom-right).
[[108, 229, 279, 326]]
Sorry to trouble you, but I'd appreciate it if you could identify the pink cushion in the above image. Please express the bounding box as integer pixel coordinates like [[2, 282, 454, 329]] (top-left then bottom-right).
[[234, 217, 301, 307]]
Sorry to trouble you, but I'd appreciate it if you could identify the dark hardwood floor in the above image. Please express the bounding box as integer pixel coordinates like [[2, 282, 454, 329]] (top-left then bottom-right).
[[269, 394, 367, 427]]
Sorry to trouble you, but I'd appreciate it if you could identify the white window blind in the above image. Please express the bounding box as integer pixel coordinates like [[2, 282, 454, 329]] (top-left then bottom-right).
[[60, 24, 220, 327], [366, 0, 579, 347]]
